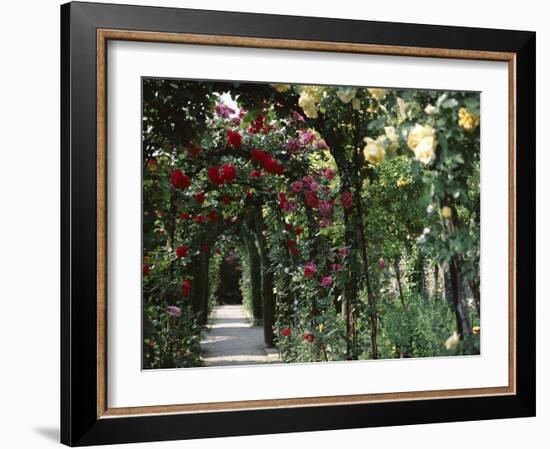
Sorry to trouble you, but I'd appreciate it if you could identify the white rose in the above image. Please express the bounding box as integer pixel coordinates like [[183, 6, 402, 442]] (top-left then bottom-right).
[[445, 332, 460, 351], [407, 123, 437, 151], [363, 137, 386, 164], [413, 136, 437, 165], [424, 104, 437, 115]]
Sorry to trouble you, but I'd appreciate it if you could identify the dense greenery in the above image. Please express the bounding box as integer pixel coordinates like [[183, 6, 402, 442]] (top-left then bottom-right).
[[142, 79, 480, 369]]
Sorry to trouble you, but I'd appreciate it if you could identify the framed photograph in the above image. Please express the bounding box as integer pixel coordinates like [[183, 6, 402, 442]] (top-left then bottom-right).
[[61, 1, 535, 446]]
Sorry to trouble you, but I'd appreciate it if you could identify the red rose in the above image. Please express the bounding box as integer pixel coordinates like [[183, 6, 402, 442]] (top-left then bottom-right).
[[187, 145, 202, 158], [290, 247, 300, 255], [181, 279, 192, 297], [251, 148, 267, 163], [295, 227, 303, 236], [303, 262, 318, 278], [222, 163, 236, 182], [222, 196, 232, 205], [143, 264, 150, 276], [303, 332, 315, 343], [262, 156, 278, 174], [175, 245, 188, 258], [286, 239, 296, 248], [193, 215, 205, 224], [278, 192, 291, 211], [285, 223, 294, 232], [171, 169, 190, 189], [179, 213, 190, 220], [207, 210, 218, 224], [248, 114, 268, 134], [341, 191, 353, 209], [305, 191, 319, 209], [227, 130, 242, 148], [194, 192, 206, 204], [146, 158, 158, 171], [281, 328, 292, 337], [208, 166, 224, 186], [250, 169, 263, 178]]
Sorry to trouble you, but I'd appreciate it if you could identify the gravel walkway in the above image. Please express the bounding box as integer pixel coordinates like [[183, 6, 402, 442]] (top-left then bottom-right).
[[200, 305, 280, 367]]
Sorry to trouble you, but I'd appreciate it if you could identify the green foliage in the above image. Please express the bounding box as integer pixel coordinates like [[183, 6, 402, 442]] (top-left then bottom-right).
[[143, 303, 202, 369], [377, 293, 454, 358]]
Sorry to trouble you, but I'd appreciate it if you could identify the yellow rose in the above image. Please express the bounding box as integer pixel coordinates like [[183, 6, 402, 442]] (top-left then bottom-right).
[[413, 136, 436, 165], [458, 107, 480, 131], [298, 94, 318, 118], [272, 83, 290, 93], [396, 177, 409, 188], [472, 326, 480, 336], [367, 88, 387, 101], [444, 332, 460, 351], [407, 123, 437, 151], [363, 137, 386, 164], [384, 126, 399, 153], [298, 86, 323, 119], [318, 323, 325, 332], [441, 206, 452, 219], [352, 98, 361, 111]]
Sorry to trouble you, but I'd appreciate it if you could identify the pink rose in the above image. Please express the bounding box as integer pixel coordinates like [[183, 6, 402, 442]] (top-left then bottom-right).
[[320, 276, 334, 288], [339, 247, 351, 257], [317, 200, 334, 217], [303, 262, 317, 279], [166, 305, 181, 317], [287, 138, 301, 153], [324, 168, 335, 180], [331, 263, 343, 271], [299, 130, 315, 146], [291, 181, 303, 193], [316, 139, 329, 150], [309, 181, 320, 192], [302, 175, 314, 186], [341, 191, 353, 209]]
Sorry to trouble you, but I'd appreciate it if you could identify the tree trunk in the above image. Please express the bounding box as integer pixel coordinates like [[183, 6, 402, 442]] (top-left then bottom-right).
[[469, 280, 480, 317], [241, 226, 263, 321], [449, 257, 472, 337], [394, 257, 405, 307], [200, 250, 210, 325], [254, 208, 276, 347], [342, 207, 357, 359], [352, 114, 378, 360]]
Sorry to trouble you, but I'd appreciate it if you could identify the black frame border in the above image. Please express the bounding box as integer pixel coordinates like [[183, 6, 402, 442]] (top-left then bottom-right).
[[61, 2, 536, 446]]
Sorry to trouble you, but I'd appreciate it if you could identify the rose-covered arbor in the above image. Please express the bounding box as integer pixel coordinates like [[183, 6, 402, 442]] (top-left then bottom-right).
[[142, 79, 481, 369]]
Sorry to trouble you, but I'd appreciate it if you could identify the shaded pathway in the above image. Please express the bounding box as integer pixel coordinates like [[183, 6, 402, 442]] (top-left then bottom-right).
[[200, 305, 280, 366]]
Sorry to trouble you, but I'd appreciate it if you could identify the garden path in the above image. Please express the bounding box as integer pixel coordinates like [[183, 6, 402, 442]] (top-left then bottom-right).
[[200, 305, 280, 366]]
